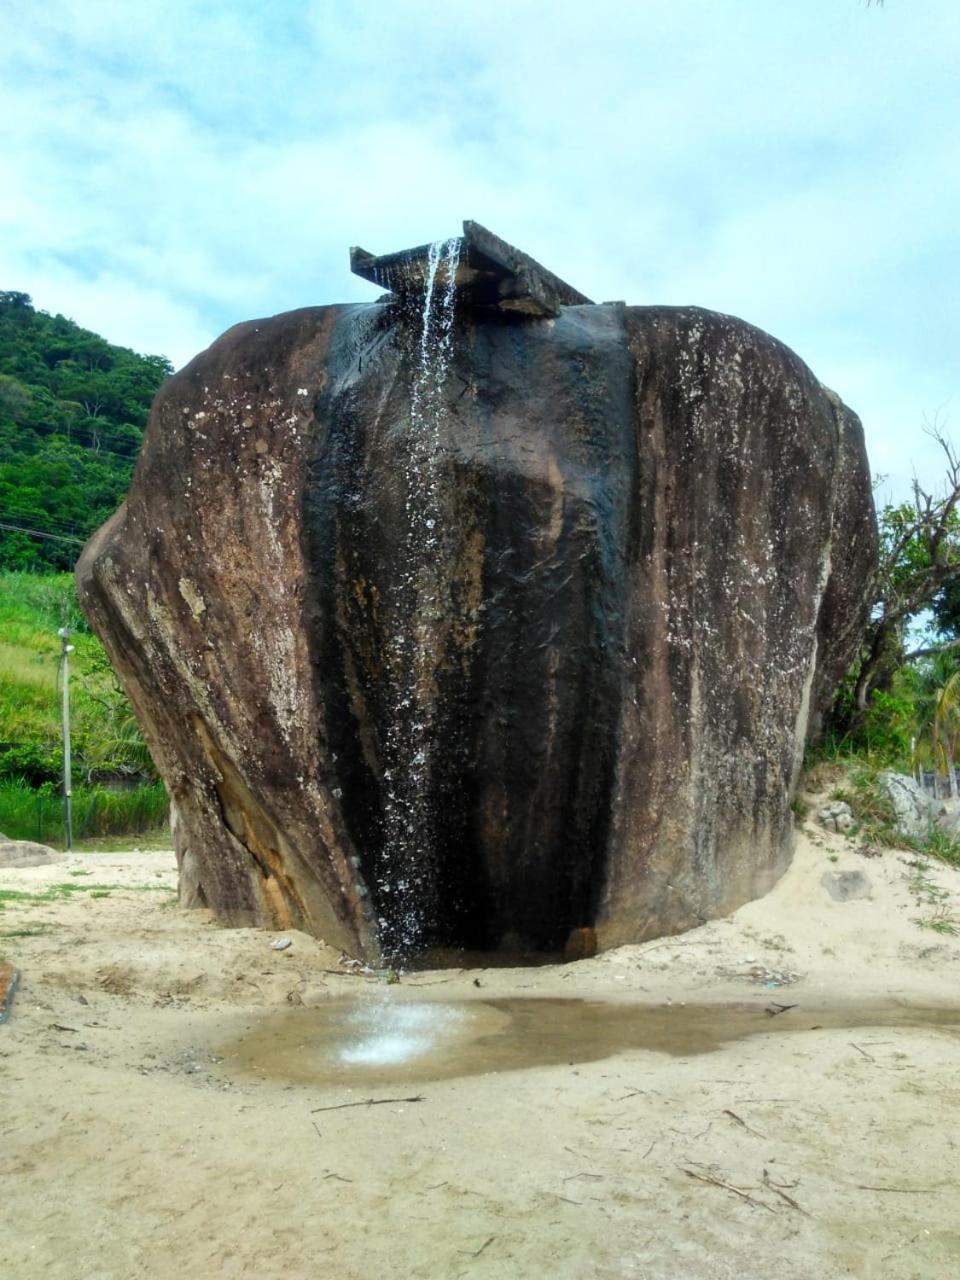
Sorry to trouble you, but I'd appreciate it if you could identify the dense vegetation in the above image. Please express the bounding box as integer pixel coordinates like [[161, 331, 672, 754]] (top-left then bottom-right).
[[0, 289, 171, 572], [822, 436, 960, 784]]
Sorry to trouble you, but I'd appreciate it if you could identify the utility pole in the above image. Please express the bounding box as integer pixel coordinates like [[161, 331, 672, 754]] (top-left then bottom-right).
[[57, 626, 75, 851]]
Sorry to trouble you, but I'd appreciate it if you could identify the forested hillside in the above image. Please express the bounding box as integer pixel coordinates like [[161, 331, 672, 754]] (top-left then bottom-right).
[[0, 290, 172, 570]]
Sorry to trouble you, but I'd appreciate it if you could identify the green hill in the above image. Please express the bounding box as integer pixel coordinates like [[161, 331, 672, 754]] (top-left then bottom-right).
[[0, 292, 170, 843], [0, 289, 172, 571]]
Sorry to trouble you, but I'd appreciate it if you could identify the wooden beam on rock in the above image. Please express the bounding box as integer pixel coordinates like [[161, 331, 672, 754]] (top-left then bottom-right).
[[349, 221, 593, 318]]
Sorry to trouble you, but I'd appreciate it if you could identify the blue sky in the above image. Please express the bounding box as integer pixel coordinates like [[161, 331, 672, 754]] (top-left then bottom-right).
[[2, 0, 957, 500]]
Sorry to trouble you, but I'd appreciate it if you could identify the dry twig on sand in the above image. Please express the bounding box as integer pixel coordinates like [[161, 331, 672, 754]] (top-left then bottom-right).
[[310, 1094, 425, 1113], [722, 1109, 766, 1138], [855, 1183, 945, 1194], [762, 1169, 810, 1216], [679, 1166, 775, 1212], [458, 1237, 495, 1258]]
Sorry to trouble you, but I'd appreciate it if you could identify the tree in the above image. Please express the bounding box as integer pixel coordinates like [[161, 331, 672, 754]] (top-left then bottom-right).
[[911, 654, 960, 797], [0, 374, 32, 422], [846, 426, 960, 720], [0, 291, 32, 313]]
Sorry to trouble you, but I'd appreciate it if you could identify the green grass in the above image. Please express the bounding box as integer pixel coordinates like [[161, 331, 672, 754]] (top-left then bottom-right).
[[0, 570, 155, 789], [904, 859, 960, 936], [790, 795, 810, 821], [0, 778, 169, 843], [914, 911, 960, 936], [824, 763, 960, 868], [0, 572, 101, 735], [0, 572, 168, 845], [919, 825, 960, 869], [0, 882, 174, 908]]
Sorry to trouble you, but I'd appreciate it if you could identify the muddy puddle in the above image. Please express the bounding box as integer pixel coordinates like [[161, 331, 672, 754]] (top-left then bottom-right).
[[215, 996, 960, 1087]]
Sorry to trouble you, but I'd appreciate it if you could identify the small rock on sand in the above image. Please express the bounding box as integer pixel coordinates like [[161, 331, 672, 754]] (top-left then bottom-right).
[[0, 840, 66, 868], [821, 869, 872, 902], [818, 801, 855, 834]]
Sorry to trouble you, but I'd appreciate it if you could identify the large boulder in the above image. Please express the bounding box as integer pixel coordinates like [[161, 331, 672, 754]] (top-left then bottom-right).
[[877, 771, 942, 842], [77, 289, 876, 963]]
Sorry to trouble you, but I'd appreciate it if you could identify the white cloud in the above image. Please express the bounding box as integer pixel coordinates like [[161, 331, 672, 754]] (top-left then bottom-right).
[[1, 0, 957, 496]]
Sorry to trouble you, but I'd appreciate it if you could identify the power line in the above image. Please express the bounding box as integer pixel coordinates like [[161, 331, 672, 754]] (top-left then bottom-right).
[[13, 433, 143, 460], [46, 424, 145, 446], [1, 500, 101, 526], [1, 502, 93, 526], [0, 519, 84, 546], [10, 417, 147, 447], [7, 447, 141, 470], [0, 508, 100, 537]]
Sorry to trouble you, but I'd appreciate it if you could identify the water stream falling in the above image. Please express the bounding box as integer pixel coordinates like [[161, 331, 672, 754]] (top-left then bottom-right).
[[376, 237, 462, 966]]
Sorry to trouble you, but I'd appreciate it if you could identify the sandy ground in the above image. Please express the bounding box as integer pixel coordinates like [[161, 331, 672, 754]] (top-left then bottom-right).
[[2, 815, 960, 1280]]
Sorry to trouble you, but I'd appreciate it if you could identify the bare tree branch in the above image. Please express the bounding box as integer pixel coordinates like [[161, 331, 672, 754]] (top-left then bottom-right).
[[850, 417, 960, 714], [903, 638, 960, 664]]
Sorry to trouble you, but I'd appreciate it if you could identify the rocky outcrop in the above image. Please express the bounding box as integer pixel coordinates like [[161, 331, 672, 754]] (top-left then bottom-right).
[[0, 840, 65, 868], [877, 771, 943, 842], [77, 283, 877, 963]]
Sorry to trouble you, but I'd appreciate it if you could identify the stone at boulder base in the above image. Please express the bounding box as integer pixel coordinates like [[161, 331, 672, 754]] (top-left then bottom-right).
[[76, 232, 877, 965]]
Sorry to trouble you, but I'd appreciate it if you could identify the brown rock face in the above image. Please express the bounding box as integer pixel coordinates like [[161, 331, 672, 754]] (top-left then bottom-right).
[[77, 297, 876, 963]]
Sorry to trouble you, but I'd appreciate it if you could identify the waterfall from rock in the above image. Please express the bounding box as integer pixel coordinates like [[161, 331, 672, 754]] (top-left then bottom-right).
[[376, 237, 461, 964]]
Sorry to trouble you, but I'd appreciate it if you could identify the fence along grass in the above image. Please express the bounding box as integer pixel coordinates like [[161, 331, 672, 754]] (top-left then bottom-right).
[[0, 779, 169, 844]]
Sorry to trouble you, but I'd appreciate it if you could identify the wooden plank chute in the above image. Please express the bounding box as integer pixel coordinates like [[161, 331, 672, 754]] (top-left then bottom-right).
[[350, 220, 593, 318]]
